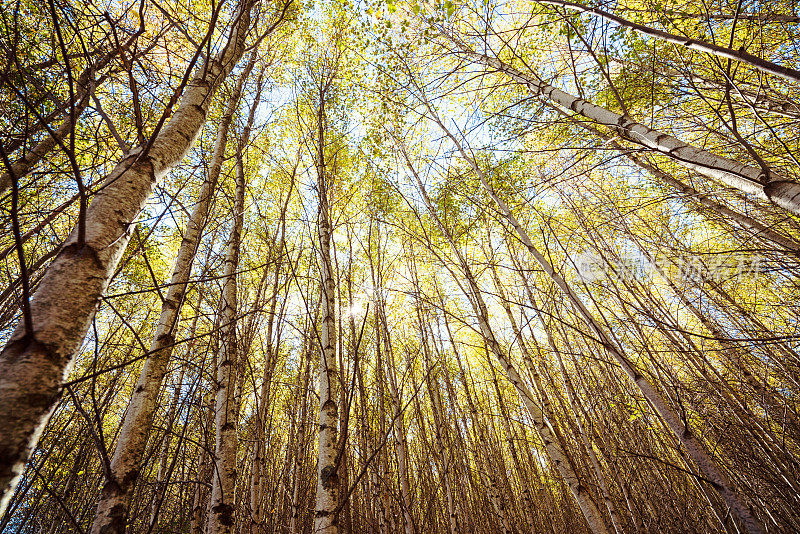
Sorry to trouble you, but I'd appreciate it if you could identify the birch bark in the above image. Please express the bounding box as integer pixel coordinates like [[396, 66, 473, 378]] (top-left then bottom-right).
[[90, 51, 256, 534], [398, 144, 611, 534], [441, 35, 800, 217], [423, 106, 767, 534], [289, 336, 312, 534], [313, 94, 340, 534], [0, 0, 258, 516], [206, 62, 261, 533]]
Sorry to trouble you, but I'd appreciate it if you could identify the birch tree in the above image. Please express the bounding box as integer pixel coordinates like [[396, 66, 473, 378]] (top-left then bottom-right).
[[0, 0, 272, 514], [2, 1, 799, 532]]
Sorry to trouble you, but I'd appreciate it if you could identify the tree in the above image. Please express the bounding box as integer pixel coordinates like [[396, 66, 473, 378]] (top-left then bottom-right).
[[1, 0, 799, 532]]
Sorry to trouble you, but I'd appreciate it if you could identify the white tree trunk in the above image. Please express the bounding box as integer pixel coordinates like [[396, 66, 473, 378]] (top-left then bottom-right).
[[206, 60, 262, 532], [426, 109, 767, 534], [399, 145, 611, 534], [289, 343, 311, 534], [443, 36, 800, 217], [90, 51, 256, 534], [0, 0, 258, 517], [313, 96, 340, 534]]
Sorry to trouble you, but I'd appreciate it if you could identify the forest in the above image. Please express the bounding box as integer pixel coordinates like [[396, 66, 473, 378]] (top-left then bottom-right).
[[1, 0, 799, 531]]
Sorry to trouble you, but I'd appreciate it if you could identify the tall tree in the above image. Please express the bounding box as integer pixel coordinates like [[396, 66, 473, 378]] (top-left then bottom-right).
[[0, 0, 269, 513]]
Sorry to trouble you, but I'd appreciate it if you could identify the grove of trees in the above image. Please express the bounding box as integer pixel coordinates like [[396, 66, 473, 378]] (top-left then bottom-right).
[[1, 0, 799, 532]]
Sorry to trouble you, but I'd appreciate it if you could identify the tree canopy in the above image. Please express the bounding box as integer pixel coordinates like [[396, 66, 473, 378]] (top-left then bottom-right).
[[1, 0, 799, 532]]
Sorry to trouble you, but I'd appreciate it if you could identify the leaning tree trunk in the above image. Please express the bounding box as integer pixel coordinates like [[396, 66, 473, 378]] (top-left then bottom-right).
[[424, 106, 767, 534], [249, 270, 280, 532], [148, 364, 188, 528], [0, 0, 259, 516], [567, 115, 800, 253], [440, 34, 800, 218], [89, 50, 257, 534], [399, 144, 611, 534], [374, 243, 414, 534]]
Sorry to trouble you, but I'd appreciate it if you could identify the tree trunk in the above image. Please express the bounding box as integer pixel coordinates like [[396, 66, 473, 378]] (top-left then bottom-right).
[[424, 109, 766, 534], [206, 60, 260, 533], [313, 90, 340, 534], [0, 0, 259, 515], [442, 36, 800, 217], [90, 51, 256, 534]]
